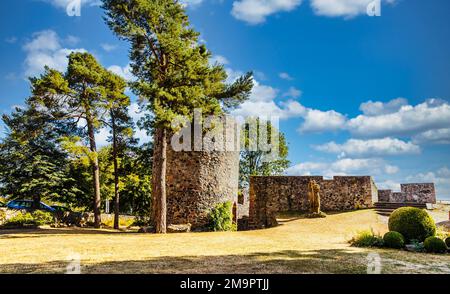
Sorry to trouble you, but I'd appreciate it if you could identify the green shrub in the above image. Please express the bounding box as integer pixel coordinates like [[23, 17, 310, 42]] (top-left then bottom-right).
[[383, 231, 405, 249], [0, 209, 6, 224], [208, 201, 236, 232], [388, 207, 436, 242], [445, 237, 450, 248], [2, 211, 54, 227], [31, 210, 54, 225], [424, 236, 447, 253], [349, 229, 384, 248]]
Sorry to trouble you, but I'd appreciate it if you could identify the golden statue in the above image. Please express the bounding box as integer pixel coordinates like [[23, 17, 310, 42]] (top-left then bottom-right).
[[307, 180, 321, 215]]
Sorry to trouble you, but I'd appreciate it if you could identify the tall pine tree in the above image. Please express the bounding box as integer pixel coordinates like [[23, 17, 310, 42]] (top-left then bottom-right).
[[103, 0, 253, 233]]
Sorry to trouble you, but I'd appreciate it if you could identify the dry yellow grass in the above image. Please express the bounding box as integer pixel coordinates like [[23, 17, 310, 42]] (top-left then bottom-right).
[[0, 209, 448, 274]]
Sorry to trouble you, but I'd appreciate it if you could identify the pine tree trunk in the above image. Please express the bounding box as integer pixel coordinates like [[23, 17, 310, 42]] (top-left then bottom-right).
[[152, 127, 167, 234], [87, 119, 102, 228], [112, 114, 120, 230]]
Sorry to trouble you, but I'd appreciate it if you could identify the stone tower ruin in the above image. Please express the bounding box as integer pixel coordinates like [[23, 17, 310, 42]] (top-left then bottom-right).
[[163, 116, 240, 230]]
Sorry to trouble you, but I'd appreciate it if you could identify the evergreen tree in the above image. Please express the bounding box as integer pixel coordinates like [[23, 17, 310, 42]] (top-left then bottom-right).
[[102, 71, 135, 229], [103, 0, 253, 233], [0, 102, 77, 208], [29, 52, 118, 228]]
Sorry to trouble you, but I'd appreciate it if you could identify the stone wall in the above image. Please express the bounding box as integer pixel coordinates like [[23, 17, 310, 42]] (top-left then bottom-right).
[[377, 183, 436, 204], [163, 118, 240, 230], [378, 190, 392, 202], [248, 176, 378, 229], [401, 183, 436, 203]]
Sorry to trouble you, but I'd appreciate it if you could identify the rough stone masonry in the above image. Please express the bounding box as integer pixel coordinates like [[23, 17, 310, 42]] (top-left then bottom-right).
[[248, 176, 378, 229], [377, 183, 436, 204]]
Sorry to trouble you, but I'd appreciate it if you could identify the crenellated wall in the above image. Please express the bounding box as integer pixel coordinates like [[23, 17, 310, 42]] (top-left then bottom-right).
[[248, 176, 378, 229]]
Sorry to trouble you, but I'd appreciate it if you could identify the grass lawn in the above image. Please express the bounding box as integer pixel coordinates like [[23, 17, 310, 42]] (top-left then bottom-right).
[[0, 209, 449, 274]]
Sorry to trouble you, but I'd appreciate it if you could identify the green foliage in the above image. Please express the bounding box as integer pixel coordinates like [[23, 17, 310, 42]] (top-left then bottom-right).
[[349, 229, 384, 247], [103, 0, 253, 130], [239, 118, 290, 188], [383, 231, 405, 249], [0, 209, 6, 224], [102, 216, 135, 228], [208, 201, 236, 232], [445, 237, 450, 248], [388, 207, 436, 242], [2, 211, 54, 228], [423, 236, 447, 253], [0, 100, 78, 205]]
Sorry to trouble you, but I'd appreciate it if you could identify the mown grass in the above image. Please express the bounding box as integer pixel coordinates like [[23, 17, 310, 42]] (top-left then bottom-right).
[[0, 209, 448, 274]]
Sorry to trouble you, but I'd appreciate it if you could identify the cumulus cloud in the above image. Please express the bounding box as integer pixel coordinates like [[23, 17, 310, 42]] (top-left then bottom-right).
[[315, 137, 421, 157], [348, 99, 450, 138], [412, 128, 450, 145], [210, 55, 230, 65], [286, 157, 399, 177], [359, 97, 408, 116], [299, 109, 347, 133], [310, 0, 396, 18], [283, 87, 302, 98], [297, 98, 450, 142], [23, 30, 86, 77], [108, 64, 134, 81], [232, 0, 302, 24]]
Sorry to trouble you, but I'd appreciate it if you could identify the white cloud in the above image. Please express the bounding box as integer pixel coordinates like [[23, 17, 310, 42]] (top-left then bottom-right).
[[210, 55, 229, 65], [108, 64, 134, 81], [315, 137, 421, 157], [101, 43, 118, 52], [286, 157, 399, 177], [412, 128, 450, 145], [299, 109, 347, 133], [298, 98, 450, 141], [181, 0, 204, 7], [310, 0, 396, 18], [279, 72, 294, 80], [283, 87, 302, 98], [231, 78, 306, 118], [232, 0, 302, 24], [23, 30, 86, 77], [359, 97, 408, 116], [348, 99, 450, 138], [377, 180, 401, 191]]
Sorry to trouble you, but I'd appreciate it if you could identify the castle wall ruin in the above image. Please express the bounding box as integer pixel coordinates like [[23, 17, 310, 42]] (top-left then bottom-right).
[[248, 176, 378, 229], [377, 183, 436, 204]]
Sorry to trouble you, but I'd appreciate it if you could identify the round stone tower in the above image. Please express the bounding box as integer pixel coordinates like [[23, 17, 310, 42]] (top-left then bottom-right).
[[164, 117, 240, 230]]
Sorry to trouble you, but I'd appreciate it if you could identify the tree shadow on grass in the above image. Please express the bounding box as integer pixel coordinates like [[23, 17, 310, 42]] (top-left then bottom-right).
[[0, 227, 139, 239], [0, 249, 370, 274]]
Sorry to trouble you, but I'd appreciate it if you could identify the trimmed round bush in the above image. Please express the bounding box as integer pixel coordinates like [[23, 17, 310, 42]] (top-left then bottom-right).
[[445, 237, 450, 248], [424, 236, 447, 253], [383, 231, 405, 249], [388, 207, 436, 242]]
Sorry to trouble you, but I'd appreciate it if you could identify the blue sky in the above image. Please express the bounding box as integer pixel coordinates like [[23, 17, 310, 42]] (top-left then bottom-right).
[[0, 0, 449, 199]]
